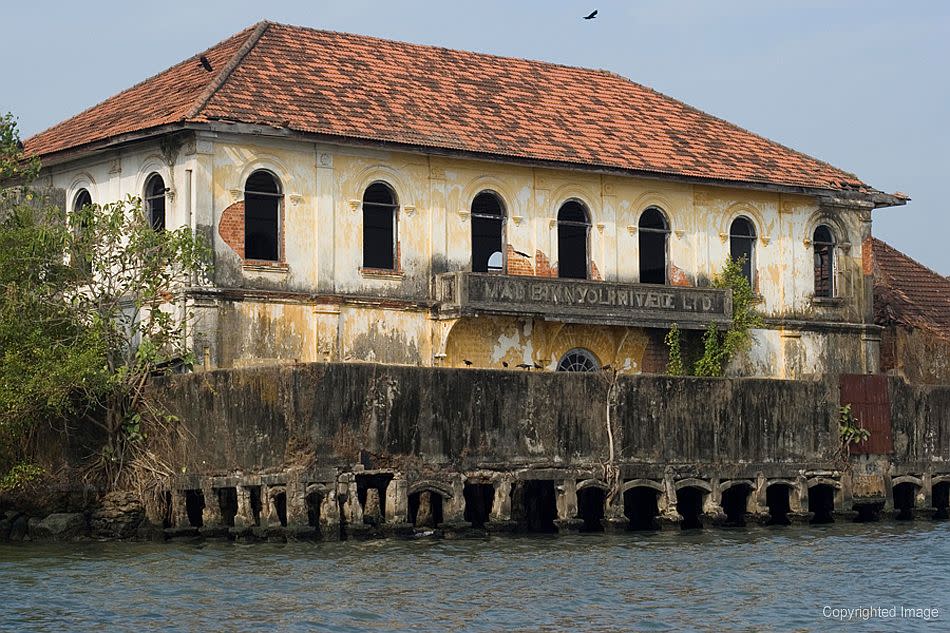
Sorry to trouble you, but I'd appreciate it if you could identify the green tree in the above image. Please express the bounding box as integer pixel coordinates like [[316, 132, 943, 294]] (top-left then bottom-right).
[[0, 113, 209, 493]]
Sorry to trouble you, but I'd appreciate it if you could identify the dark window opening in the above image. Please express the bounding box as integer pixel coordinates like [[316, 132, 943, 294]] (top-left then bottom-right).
[[557, 200, 589, 279], [809, 484, 836, 524], [933, 482, 949, 520], [217, 487, 238, 527], [72, 189, 93, 274], [471, 191, 505, 273], [306, 492, 323, 531], [766, 485, 791, 526], [357, 473, 393, 526], [362, 182, 398, 270], [272, 491, 288, 527], [893, 483, 917, 521], [464, 483, 494, 529], [639, 207, 669, 284], [184, 490, 205, 528], [813, 225, 835, 298], [248, 486, 263, 527], [144, 174, 166, 232], [854, 502, 883, 523], [729, 217, 756, 287], [515, 480, 558, 533], [577, 487, 605, 533], [677, 486, 705, 530], [244, 170, 281, 261], [624, 486, 660, 531], [161, 491, 173, 529], [408, 490, 444, 528], [721, 485, 751, 527], [556, 348, 599, 372]]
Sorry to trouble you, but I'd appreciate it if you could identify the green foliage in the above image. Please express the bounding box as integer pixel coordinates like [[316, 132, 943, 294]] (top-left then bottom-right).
[[839, 404, 870, 445], [0, 113, 210, 489], [663, 256, 764, 377], [664, 323, 685, 376], [0, 462, 45, 494]]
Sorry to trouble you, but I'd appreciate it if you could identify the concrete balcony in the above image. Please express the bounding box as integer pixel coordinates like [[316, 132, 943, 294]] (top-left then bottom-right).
[[435, 272, 732, 329]]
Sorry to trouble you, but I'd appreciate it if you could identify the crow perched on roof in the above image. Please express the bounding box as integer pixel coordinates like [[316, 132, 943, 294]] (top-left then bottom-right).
[[199, 55, 213, 72], [463, 359, 473, 366], [584, 10, 598, 20]]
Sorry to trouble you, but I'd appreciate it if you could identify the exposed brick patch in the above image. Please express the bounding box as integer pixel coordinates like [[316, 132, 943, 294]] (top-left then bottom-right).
[[506, 244, 534, 276], [219, 201, 245, 258], [670, 264, 690, 287], [590, 261, 602, 281], [535, 250, 556, 278], [640, 328, 669, 374], [862, 235, 874, 276]]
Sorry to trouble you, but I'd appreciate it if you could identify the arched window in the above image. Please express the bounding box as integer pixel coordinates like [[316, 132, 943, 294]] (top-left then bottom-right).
[[144, 174, 166, 231], [557, 200, 590, 279], [639, 207, 669, 284], [471, 191, 505, 273], [72, 189, 93, 274], [729, 216, 756, 287], [557, 348, 600, 372], [244, 170, 281, 261], [362, 182, 399, 270], [813, 225, 836, 298]]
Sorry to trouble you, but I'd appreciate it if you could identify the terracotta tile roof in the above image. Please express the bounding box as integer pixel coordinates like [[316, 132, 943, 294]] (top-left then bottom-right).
[[27, 21, 876, 193], [869, 237, 950, 341]]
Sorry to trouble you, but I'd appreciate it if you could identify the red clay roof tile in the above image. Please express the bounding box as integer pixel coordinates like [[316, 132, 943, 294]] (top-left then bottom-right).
[[27, 21, 874, 193]]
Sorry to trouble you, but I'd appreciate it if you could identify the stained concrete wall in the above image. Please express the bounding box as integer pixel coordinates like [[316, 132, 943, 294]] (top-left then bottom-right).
[[151, 363, 841, 475]]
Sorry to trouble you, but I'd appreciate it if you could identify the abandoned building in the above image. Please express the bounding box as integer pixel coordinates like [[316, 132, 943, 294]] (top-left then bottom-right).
[[23, 20, 909, 378], [867, 237, 950, 385]]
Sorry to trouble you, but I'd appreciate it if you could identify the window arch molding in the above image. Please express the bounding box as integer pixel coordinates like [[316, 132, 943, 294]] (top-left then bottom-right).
[[718, 202, 767, 246], [234, 154, 294, 199], [352, 164, 413, 211], [68, 173, 98, 208], [134, 157, 169, 201], [550, 184, 598, 223], [802, 212, 850, 251], [629, 192, 678, 235], [461, 176, 516, 219], [556, 347, 601, 372]]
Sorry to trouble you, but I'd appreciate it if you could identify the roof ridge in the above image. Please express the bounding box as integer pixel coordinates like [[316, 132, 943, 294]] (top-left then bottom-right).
[[186, 21, 271, 120], [24, 24, 260, 148]]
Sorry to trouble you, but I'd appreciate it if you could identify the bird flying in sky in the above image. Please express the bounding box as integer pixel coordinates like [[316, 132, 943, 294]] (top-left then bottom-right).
[[584, 10, 598, 20]]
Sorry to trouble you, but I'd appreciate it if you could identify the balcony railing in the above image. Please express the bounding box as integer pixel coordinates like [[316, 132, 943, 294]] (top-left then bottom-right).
[[435, 272, 732, 329]]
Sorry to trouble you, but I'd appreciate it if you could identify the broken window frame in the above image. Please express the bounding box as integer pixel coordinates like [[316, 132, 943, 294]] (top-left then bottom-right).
[[243, 170, 283, 262], [729, 216, 757, 288], [813, 224, 836, 298], [556, 347, 600, 372], [638, 206, 670, 285], [144, 173, 166, 232], [556, 199, 591, 280], [470, 190, 506, 274], [362, 181, 399, 271]]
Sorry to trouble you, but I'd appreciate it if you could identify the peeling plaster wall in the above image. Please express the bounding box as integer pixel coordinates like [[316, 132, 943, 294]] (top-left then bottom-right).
[[882, 327, 950, 385], [39, 130, 878, 376]]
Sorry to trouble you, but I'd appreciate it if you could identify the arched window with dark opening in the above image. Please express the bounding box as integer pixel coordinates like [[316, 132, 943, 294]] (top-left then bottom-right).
[[72, 189, 93, 274], [471, 191, 505, 273], [244, 170, 281, 261], [813, 225, 836, 298], [362, 182, 398, 270], [557, 348, 599, 372], [639, 207, 669, 284], [144, 173, 166, 232], [557, 200, 589, 279], [729, 216, 756, 287]]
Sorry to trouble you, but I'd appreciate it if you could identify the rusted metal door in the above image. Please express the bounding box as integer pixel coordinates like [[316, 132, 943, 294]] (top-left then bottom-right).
[[840, 374, 893, 454]]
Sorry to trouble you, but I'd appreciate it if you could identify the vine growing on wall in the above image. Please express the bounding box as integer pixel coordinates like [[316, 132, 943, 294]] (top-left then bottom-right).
[[665, 256, 763, 377], [836, 404, 870, 468]]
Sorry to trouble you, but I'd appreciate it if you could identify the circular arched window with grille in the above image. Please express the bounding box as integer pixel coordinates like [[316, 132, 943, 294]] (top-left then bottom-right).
[[556, 348, 600, 372]]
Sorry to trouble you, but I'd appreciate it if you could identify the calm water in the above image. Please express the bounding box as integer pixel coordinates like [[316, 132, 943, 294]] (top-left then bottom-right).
[[1, 523, 948, 632]]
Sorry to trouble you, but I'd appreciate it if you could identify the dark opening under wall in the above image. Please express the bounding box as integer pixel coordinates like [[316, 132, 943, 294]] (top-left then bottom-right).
[[306, 492, 323, 532], [893, 483, 917, 521], [677, 487, 705, 530], [624, 487, 659, 531], [933, 482, 950, 520], [185, 490, 205, 528], [577, 487, 605, 533], [854, 502, 883, 523], [721, 485, 751, 527], [357, 473, 393, 526], [809, 484, 835, 524], [464, 483, 494, 529], [248, 486, 263, 527], [516, 480, 558, 533], [766, 485, 791, 526], [272, 491, 288, 527], [408, 490, 444, 528], [217, 487, 238, 527], [161, 491, 173, 529]]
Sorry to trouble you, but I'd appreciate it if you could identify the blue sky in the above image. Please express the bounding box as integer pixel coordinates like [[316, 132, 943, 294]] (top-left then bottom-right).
[[4, 1, 947, 272]]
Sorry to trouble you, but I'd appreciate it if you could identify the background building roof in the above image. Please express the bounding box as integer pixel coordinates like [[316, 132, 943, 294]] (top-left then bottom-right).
[[26, 21, 880, 194]]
